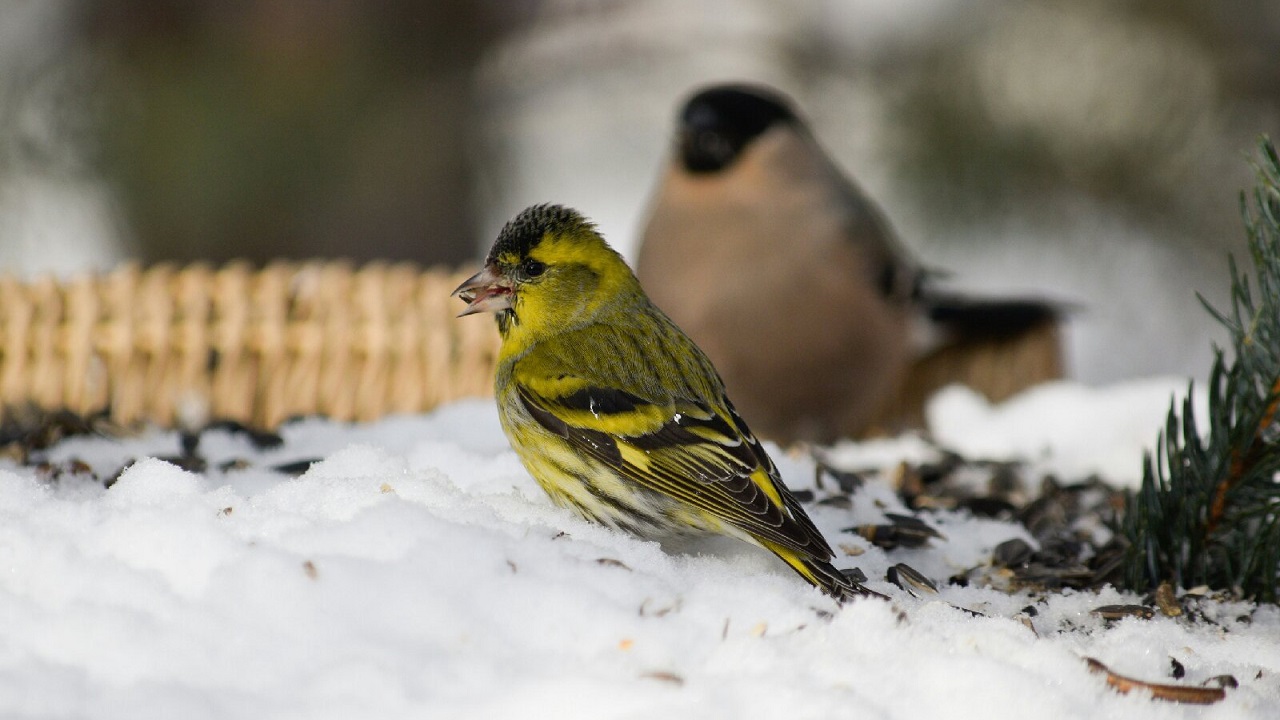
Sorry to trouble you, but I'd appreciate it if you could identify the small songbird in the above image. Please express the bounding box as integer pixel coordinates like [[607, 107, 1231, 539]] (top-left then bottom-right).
[[636, 83, 923, 444], [454, 204, 877, 602]]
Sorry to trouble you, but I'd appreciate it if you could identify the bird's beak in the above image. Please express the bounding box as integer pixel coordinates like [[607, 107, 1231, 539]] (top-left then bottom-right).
[[452, 264, 514, 317]]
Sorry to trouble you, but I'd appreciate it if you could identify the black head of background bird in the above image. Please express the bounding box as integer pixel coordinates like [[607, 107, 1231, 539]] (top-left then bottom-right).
[[678, 84, 799, 174]]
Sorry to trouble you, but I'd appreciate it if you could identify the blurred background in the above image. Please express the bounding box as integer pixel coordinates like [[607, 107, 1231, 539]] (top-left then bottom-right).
[[1, 0, 1277, 384]]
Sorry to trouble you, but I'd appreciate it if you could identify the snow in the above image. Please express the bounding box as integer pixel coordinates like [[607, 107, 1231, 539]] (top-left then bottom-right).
[[2, 382, 1278, 719], [927, 378, 1209, 488]]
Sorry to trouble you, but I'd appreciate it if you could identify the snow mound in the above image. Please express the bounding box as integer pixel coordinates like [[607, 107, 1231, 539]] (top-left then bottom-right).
[[1, 386, 1275, 719]]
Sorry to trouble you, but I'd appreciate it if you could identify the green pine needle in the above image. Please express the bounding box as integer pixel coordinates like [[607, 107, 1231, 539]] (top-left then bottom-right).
[[1122, 137, 1280, 601]]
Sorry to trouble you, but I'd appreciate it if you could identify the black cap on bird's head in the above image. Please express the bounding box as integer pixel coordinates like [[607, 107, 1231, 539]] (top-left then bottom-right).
[[453, 204, 610, 319], [677, 84, 799, 174], [484, 204, 590, 267]]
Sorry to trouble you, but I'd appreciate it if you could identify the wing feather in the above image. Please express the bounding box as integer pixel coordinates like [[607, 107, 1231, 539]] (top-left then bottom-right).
[[516, 382, 833, 558]]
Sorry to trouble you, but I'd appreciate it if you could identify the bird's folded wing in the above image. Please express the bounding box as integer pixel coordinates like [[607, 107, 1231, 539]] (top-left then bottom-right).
[[515, 380, 832, 557]]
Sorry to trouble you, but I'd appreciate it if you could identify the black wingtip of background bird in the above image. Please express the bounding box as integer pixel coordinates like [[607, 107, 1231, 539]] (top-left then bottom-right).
[[922, 295, 1075, 342]]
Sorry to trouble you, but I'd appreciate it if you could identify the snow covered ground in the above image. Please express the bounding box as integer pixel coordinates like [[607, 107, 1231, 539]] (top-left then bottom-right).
[[1, 379, 1277, 719]]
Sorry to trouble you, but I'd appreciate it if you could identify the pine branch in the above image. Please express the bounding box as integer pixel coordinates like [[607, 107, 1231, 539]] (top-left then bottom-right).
[[1209, 376, 1280, 535], [1123, 137, 1280, 601]]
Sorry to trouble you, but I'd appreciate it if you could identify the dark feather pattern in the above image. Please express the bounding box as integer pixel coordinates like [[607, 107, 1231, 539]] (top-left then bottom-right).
[[516, 384, 832, 558]]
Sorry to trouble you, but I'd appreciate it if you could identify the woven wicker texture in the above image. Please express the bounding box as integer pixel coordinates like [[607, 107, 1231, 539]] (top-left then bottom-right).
[[0, 262, 1061, 435], [880, 318, 1063, 430], [0, 262, 499, 429]]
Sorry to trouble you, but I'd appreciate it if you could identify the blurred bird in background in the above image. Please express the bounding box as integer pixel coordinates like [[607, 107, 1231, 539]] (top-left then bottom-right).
[[637, 83, 1062, 443]]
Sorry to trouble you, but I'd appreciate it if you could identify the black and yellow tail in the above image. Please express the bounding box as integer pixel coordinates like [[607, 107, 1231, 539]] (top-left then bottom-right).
[[763, 542, 887, 602]]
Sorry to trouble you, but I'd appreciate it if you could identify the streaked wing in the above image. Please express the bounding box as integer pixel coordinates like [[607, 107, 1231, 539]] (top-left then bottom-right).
[[516, 381, 833, 558]]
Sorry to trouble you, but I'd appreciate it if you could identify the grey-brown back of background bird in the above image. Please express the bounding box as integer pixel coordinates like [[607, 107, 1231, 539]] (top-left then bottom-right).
[[637, 84, 1062, 444]]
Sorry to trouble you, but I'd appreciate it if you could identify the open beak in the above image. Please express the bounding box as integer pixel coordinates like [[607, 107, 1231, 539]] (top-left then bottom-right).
[[452, 264, 514, 317]]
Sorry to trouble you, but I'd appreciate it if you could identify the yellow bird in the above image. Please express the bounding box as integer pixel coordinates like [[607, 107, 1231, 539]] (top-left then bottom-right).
[[455, 204, 877, 602]]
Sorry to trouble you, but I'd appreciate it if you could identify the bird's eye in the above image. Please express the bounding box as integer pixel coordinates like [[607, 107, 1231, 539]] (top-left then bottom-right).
[[522, 259, 546, 278]]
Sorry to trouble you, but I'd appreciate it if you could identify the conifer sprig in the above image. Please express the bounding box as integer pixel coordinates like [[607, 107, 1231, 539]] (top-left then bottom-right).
[[1123, 138, 1280, 601]]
